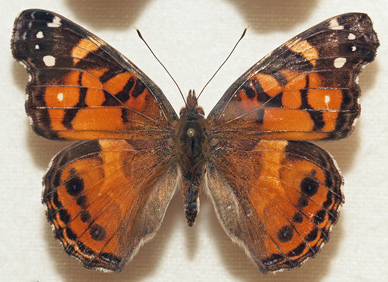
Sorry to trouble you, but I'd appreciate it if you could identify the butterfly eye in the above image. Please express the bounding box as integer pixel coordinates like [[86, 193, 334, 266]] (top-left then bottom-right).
[[197, 107, 205, 116]]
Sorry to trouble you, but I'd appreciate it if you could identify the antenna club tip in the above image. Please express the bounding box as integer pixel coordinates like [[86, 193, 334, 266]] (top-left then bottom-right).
[[241, 27, 248, 38], [134, 27, 143, 39]]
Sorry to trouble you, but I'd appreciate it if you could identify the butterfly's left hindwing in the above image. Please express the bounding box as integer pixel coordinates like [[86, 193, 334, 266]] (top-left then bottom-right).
[[12, 9, 178, 141]]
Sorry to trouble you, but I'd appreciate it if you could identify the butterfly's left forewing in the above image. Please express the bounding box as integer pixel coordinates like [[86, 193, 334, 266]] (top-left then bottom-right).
[[208, 13, 379, 141]]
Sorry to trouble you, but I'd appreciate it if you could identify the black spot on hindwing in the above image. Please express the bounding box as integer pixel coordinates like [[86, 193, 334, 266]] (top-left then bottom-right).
[[65, 175, 84, 196], [300, 176, 319, 196], [90, 224, 106, 241], [277, 225, 294, 243]]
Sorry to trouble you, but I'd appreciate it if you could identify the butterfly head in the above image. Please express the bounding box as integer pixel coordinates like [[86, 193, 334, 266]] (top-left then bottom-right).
[[179, 90, 205, 117]]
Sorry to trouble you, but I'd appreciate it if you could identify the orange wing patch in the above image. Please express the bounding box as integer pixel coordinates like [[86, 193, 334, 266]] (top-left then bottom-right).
[[211, 70, 354, 141], [288, 39, 319, 67], [29, 69, 173, 140], [71, 38, 100, 65]]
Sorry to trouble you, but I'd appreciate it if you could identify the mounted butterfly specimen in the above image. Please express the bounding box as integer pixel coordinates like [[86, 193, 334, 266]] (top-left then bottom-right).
[[11, 9, 378, 273]]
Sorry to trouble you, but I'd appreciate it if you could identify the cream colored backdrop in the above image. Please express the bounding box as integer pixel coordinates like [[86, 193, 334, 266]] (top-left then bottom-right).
[[1, 0, 387, 281]]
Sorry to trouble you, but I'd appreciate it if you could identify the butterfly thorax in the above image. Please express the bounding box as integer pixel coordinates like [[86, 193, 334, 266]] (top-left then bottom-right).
[[175, 90, 209, 226]]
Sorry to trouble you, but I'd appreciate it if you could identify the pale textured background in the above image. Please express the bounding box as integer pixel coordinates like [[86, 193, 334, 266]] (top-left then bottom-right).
[[1, 0, 387, 281]]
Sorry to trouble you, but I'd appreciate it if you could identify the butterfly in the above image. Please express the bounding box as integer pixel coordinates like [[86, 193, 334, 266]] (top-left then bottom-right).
[[12, 9, 379, 273]]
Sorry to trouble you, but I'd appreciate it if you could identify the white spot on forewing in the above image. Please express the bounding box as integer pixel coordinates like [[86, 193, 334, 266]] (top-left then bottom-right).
[[325, 95, 330, 104], [57, 93, 64, 101], [329, 18, 344, 30], [348, 33, 356, 40], [35, 44, 40, 50], [36, 31, 44, 39], [334, 57, 346, 68], [329, 19, 338, 27], [351, 46, 357, 52], [43, 55, 56, 67], [47, 16, 61, 28]]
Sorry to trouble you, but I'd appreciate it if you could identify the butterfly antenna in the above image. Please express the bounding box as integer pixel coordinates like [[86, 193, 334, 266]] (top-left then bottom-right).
[[135, 27, 187, 105], [197, 27, 248, 99]]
